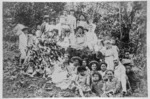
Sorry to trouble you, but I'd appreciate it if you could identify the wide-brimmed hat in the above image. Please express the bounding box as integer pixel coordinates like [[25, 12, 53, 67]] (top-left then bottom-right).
[[44, 15, 49, 20], [22, 26, 29, 31], [89, 60, 99, 66], [44, 15, 49, 18], [123, 63, 133, 67], [89, 60, 100, 70], [104, 40, 112, 44], [71, 56, 82, 62], [75, 26, 84, 34], [84, 28, 89, 32]]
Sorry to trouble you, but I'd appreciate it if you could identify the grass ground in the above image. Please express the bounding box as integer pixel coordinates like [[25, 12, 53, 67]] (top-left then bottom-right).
[[3, 42, 148, 98]]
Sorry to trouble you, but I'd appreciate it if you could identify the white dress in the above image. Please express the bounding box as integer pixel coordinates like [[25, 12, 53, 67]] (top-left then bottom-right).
[[101, 46, 119, 70], [72, 35, 87, 50], [60, 15, 70, 30], [85, 32, 98, 51], [67, 15, 76, 30], [88, 23, 96, 33], [51, 63, 73, 90], [57, 36, 70, 49], [35, 30, 42, 38]]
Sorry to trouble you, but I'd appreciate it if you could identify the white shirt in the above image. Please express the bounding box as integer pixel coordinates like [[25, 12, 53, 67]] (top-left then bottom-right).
[[48, 24, 56, 32], [41, 22, 49, 33], [67, 15, 76, 29], [35, 30, 42, 38], [77, 21, 88, 28], [19, 31, 28, 50], [99, 70, 106, 78], [88, 23, 96, 33], [55, 23, 61, 36], [86, 32, 98, 44], [114, 62, 126, 81], [60, 15, 69, 25]]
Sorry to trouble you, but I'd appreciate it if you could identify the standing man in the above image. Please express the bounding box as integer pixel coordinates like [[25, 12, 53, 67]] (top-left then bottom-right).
[[41, 15, 50, 34], [19, 27, 28, 66], [13, 22, 25, 46], [67, 9, 76, 32], [13, 23, 25, 36], [55, 17, 62, 36], [60, 10, 70, 36]]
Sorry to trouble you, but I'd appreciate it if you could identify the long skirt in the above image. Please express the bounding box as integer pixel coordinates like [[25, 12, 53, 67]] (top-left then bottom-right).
[[105, 56, 114, 70]]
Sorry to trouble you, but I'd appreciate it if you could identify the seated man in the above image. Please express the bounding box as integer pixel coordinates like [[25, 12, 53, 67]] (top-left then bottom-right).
[[114, 59, 127, 96], [125, 63, 141, 93], [121, 51, 134, 66]]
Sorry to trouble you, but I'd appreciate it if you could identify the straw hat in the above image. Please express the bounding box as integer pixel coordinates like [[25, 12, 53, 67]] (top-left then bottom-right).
[[88, 60, 100, 70], [22, 26, 29, 31], [44, 15, 49, 18], [71, 56, 82, 62], [89, 60, 99, 67]]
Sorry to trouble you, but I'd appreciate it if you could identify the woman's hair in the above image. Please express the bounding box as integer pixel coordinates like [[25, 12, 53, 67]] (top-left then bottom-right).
[[79, 14, 86, 21], [77, 66, 87, 73], [105, 70, 114, 75], [100, 62, 107, 67], [92, 71, 102, 81], [75, 26, 84, 34]]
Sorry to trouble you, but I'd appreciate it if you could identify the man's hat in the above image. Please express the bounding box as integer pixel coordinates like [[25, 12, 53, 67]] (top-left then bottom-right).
[[71, 56, 82, 62]]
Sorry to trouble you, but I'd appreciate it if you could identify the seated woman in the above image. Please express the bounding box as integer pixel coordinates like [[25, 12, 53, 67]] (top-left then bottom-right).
[[88, 60, 100, 75], [99, 62, 108, 78], [70, 26, 87, 50], [74, 66, 91, 97], [77, 14, 88, 29], [70, 56, 82, 75], [82, 59, 91, 75], [102, 70, 121, 97], [91, 71, 104, 97], [57, 29, 71, 50]]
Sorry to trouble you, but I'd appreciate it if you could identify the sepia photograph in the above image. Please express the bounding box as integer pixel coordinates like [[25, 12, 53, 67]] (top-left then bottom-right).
[[2, 1, 148, 98]]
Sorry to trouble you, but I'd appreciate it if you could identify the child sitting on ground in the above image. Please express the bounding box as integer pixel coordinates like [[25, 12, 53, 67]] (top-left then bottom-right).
[[74, 66, 91, 97], [91, 71, 104, 97]]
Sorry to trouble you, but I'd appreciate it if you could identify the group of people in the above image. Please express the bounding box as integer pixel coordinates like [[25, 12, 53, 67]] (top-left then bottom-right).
[[13, 9, 140, 97]]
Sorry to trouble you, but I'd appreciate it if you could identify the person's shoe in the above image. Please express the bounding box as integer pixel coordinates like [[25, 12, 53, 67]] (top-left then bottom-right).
[[122, 91, 127, 97]]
